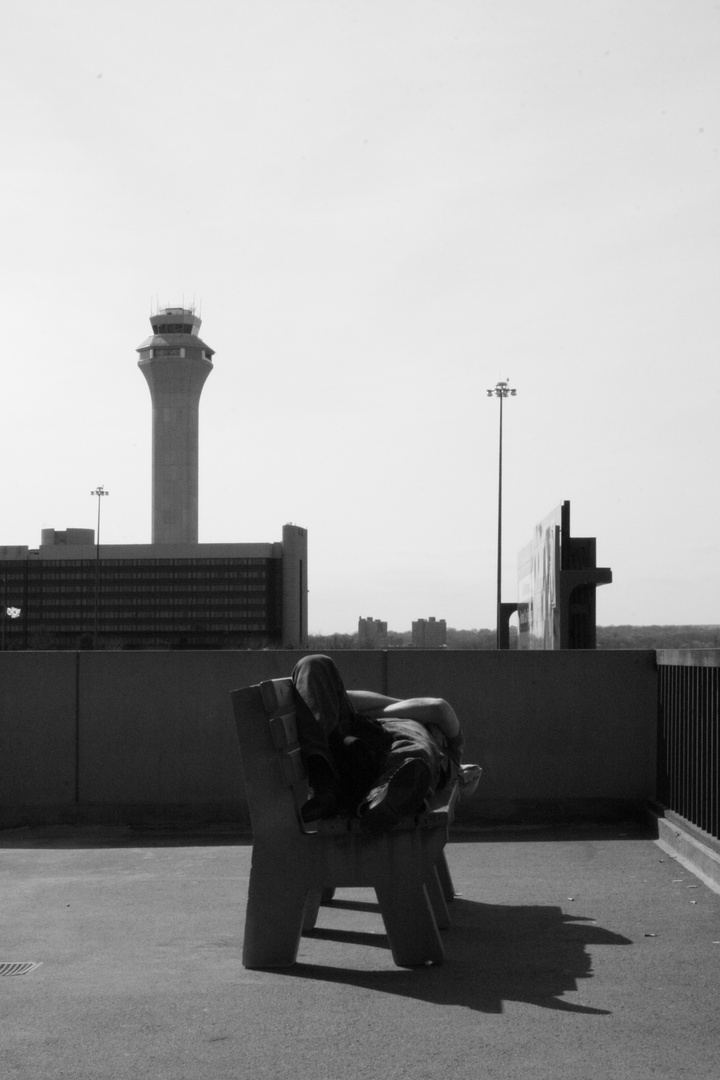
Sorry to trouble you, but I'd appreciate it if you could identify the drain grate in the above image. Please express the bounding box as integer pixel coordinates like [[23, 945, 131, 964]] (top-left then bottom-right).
[[0, 962, 42, 977]]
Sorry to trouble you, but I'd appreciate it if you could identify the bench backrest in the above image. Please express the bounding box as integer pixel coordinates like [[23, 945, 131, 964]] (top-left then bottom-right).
[[231, 677, 308, 839]]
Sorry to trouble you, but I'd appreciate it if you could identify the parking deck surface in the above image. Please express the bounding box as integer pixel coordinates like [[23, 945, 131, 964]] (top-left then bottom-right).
[[1, 822, 719, 1079]]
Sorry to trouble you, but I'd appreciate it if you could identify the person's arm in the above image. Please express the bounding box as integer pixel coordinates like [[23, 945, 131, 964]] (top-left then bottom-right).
[[347, 690, 461, 739]]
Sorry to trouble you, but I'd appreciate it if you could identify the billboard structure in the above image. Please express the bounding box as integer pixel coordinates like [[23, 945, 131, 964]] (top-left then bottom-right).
[[517, 501, 612, 650]]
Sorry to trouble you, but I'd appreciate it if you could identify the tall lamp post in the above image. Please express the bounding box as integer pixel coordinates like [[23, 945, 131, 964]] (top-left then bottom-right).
[[487, 380, 517, 649], [91, 485, 109, 649]]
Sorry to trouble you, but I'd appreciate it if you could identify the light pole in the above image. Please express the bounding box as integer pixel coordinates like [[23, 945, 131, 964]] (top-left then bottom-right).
[[91, 485, 109, 649], [487, 380, 517, 649]]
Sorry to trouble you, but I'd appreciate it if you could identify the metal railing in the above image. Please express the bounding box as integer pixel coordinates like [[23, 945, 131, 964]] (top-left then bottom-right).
[[656, 650, 720, 841]]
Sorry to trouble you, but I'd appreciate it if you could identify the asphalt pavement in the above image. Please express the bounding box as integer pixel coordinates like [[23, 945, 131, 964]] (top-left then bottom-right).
[[1, 821, 719, 1080]]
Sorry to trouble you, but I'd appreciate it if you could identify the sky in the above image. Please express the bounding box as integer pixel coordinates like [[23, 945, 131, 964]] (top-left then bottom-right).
[[1, 0, 718, 634]]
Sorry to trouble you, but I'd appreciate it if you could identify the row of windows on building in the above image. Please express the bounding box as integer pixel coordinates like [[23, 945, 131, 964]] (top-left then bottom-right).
[[22, 602, 268, 614], [0, 559, 282, 645], [17, 585, 269, 595], [140, 347, 212, 360], [33, 618, 270, 629], [0, 562, 274, 593], [33, 627, 270, 635], [1, 561, 269, 568], [20, 570, 268, 579], [1, 557, 269, 570], [2, 570, 269, 578]]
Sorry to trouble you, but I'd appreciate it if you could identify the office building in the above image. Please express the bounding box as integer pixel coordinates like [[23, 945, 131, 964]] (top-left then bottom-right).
[[0, 525, 307, 650]]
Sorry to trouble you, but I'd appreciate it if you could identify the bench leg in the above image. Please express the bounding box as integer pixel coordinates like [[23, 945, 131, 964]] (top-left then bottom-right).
[[375, 875, 444, 967], [302, 888, 323, 932], [435, 849, 456, 903], [425, 865, 450, 930], [242, 858, 309, 968]]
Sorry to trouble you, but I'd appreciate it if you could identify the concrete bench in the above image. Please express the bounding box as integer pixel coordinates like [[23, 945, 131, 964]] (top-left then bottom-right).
[[231, 676, 460, 968]]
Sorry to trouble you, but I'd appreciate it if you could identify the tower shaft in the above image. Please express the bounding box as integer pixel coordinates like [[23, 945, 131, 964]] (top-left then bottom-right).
[[137, 308, 214, 544]]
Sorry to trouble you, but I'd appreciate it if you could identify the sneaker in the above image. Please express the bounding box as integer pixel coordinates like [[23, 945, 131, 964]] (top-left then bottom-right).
[[458, 763, 482, 800], [357, 759, 432, 835]]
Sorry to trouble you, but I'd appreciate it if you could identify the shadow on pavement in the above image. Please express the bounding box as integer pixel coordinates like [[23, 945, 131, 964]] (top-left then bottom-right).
[[284, 897, 632, 1015]]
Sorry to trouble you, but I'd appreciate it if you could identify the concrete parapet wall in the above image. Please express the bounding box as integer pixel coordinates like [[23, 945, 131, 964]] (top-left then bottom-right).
[[0, 650, 658, 828], [0, 653, 78, 810]]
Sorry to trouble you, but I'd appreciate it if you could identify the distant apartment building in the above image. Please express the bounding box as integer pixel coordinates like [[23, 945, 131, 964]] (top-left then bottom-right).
[[357, 616, 388, 648], [412, 617, 447, 648]]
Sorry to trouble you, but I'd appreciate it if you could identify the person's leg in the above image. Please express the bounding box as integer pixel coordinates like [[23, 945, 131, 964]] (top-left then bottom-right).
[[357, 720, 446, 834], [376, 720, 446, 785]]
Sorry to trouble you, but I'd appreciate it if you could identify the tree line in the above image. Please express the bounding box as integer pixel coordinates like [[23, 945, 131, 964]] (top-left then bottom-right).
[[595, 625, 720, 650], [307, 625, 720, 650]]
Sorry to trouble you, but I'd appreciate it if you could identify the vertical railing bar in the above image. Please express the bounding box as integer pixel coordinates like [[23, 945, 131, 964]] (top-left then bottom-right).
[[663, 664, 671, 808], [687, 665, 696, 822], [661, 663, 671, 810], [690, 666, 698, 826], [695, 665, 699, 825], [698, 667, 705, 832], [712, 668, 719, 838], [676, 664, 684, 816], [668, 664, 677, 813], [708, 666, 715, 836], [660, 665, 669, 812], [686, 665, 690, 816], [716, 668, 719, 839], [708, 665, 712, 833], [692, 665, 698, 822], [671, 664, 678, 812], [676, 664, 684, 818]]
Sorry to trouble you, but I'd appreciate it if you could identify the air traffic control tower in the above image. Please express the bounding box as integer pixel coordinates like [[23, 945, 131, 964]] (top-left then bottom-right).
[[137, 307, 214, 544]]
